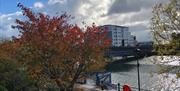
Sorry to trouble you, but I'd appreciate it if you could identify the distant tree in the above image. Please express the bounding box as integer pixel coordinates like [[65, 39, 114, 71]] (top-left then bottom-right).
[[151, 0, 180, 90], [171, 33, 180, 55], [151, 0, 180, 55], [12, 3, 111, 91]]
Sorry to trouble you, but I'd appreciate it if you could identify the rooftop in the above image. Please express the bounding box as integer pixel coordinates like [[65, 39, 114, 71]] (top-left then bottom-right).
[[102, 24, 128, 28]]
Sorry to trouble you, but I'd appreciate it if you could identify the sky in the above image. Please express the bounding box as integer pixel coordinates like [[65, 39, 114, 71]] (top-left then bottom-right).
[[0, 0, 169, 41]]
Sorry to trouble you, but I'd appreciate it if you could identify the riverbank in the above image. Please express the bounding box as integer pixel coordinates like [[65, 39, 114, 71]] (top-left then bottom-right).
[[77, 56, 179, 91], [108, 56, 180, 91]]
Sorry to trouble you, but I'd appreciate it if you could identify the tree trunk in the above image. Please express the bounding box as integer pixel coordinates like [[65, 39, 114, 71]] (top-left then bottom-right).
[[54, 64, 84, 91], [68, 64, 84, 91]]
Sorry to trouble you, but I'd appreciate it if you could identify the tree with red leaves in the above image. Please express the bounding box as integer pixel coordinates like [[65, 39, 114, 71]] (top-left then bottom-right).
[[12, 3, 111, 90]]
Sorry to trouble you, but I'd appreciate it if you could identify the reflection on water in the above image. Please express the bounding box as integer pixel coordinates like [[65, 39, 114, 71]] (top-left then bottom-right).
[[106, 56, 179, 91]]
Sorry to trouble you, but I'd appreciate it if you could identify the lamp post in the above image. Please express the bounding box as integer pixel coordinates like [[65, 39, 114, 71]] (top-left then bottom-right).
[[135, 48, 141, 91]]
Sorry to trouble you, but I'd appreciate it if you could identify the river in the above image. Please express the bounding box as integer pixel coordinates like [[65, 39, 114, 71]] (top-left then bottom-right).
[[107, 56, 180, 91]]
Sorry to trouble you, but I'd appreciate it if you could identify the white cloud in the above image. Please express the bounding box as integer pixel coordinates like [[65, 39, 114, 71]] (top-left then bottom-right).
[[0, 12, 22, 19], [0, 0, 170, 41], [74, 0, 112, 25], [34, 2, 44, 8], [37, 0, 113, 27], [0, 12, 22, 39], [48, 0, 67, 4]]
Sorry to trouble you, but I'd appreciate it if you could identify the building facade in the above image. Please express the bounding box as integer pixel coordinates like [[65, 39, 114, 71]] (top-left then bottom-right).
[[101, 25, 137, 47]]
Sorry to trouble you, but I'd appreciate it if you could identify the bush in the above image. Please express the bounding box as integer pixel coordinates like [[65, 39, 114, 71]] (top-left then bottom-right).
[[0, 85, 8, 91]]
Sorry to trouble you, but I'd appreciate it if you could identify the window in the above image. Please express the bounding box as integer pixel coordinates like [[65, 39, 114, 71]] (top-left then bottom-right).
[[114, 35, 117, 37]]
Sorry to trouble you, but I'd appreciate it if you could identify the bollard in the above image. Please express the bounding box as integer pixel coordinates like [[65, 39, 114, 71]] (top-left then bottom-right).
[[123, 85, 131, 91], [117, 83, 120, 91]]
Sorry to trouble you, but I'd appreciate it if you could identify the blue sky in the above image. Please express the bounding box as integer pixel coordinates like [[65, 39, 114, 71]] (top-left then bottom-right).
[[0, 0, 168, 41], [0, 0, 47, 14]]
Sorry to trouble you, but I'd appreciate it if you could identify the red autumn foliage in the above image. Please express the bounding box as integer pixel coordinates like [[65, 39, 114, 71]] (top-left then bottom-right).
[[11, 3, 111, 90]]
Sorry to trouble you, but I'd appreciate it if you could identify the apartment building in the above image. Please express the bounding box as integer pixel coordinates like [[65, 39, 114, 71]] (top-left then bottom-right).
[[101, 25, 137, 47]]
